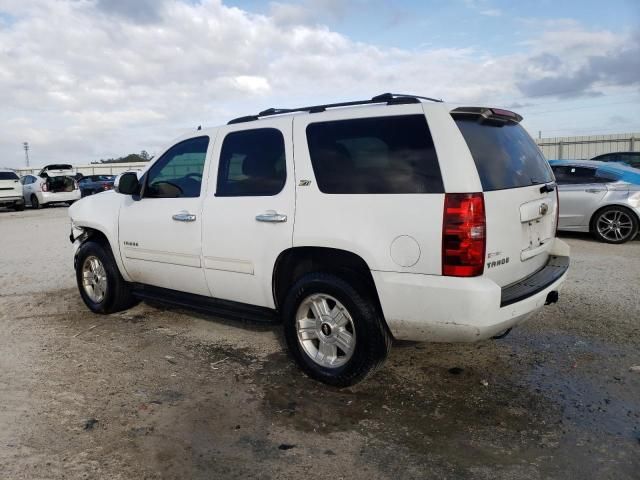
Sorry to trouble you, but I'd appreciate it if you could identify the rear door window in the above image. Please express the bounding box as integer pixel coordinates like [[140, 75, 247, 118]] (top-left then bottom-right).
[[0, 172, 19, 180], [454, 118, 553, 191], [552, 166, 601, 184], [306, 115, 444, 194]]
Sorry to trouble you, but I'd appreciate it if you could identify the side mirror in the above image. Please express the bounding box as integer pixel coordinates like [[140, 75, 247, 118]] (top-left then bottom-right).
[[114, 172, 140, 195]]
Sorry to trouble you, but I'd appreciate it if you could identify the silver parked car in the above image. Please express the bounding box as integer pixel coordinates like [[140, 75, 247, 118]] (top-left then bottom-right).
[[549, 160, 640, 244]]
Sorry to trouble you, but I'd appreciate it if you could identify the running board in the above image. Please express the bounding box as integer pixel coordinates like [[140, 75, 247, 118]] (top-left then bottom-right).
[[131, 284, 279, 324]]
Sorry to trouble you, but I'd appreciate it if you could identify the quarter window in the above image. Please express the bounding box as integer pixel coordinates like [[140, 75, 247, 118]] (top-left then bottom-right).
[[216, 128, 286, 197], [145, 136, 209, 198], [306, 115, 444, 194]]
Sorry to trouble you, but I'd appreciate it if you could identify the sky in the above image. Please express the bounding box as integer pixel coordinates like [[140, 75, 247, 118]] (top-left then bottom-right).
[[0, 0, 639, 168]]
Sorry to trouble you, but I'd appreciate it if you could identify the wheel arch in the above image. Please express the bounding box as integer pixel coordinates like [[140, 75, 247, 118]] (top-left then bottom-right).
[[271, 246, 389, 329], [589, 203, 640, 232], [73, 225, 131, 282]]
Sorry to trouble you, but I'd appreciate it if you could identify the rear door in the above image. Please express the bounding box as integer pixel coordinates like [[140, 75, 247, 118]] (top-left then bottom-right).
[[22, 175, 37, 201], [201, 117, 294, 308], [453, 113, 558, 287]]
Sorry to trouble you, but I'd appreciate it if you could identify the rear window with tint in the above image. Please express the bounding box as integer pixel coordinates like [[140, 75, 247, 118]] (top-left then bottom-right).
[[306, 115, 444, 194], [454, 118, 553, 191], [0, 172, 19, 180]]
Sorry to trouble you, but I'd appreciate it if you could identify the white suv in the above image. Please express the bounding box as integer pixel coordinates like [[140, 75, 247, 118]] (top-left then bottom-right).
[[69, 94, 570, 386], [0, 168, 25, 211]]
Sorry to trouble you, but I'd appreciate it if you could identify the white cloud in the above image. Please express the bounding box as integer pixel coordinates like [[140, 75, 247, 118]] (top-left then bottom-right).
[[0, 0, 637, 167]]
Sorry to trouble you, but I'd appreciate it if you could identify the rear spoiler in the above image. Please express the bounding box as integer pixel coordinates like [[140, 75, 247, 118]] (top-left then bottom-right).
[[450, 107, 523, 124]]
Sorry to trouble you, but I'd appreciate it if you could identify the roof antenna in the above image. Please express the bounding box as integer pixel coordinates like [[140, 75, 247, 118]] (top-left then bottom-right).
[[197, 125, 202, 131]]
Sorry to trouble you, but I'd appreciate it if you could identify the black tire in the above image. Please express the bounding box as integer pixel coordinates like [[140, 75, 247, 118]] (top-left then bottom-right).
[[31, 194, 41, 209], [75, 240, 139, 314], [591, 206, 639, 244], [13, 202, 25, 211], [282, 272, 392, 387]]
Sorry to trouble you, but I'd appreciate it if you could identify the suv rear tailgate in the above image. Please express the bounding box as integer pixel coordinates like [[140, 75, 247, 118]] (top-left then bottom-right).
[[484, 184, 558, 287], [453, 108, 558, 287]]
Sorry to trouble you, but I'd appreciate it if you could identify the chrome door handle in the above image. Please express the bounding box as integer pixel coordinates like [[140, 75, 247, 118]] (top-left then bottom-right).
[[256, 210, 287, 223], [172, 211, 196, 222]]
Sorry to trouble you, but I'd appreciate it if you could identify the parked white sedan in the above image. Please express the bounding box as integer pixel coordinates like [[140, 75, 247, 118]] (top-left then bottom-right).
[[21, 164, 81, 209]]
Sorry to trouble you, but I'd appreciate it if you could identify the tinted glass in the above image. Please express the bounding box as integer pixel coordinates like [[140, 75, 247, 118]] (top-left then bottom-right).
[[145, 136, 209, 198], [619, 153, 640, 167], [455, 119, 553, 191], [0, 172, 19, 180], [595, 170, 618, 183], [551, 166, 600, 185], [591, 153, 619, 162], [216, 128, 286, 196], [306, 115, 443, 194]]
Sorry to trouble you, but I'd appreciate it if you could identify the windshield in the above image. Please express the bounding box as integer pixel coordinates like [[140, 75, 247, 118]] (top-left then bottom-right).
[[454, 118, 554, 191]]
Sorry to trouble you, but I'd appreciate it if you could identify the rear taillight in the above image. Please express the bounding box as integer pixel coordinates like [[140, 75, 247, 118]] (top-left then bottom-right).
[[442, 193, 486, 277], [41, 182, 48, 192]]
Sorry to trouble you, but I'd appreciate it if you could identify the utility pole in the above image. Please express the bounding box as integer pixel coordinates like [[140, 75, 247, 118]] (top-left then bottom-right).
[[23, 142, 30, 167]]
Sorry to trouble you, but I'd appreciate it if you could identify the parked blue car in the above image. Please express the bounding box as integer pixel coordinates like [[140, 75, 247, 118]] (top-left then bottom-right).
[[78, 175, 115, 197]]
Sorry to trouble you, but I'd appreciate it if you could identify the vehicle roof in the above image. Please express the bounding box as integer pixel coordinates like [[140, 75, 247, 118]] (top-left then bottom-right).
[[219, 93, 524, 129], [592, 151, 638, 157]]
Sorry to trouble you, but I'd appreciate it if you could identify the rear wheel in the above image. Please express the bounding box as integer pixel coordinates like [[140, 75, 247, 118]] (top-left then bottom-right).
[[282, 272, 391, 387], [592, 206, 639, 244], [31, 194, 41, 209], [75, 240, 138, 313]]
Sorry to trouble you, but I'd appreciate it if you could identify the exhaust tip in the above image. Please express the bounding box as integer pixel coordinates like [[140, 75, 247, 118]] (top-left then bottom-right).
[[545, 291, 559, 305]]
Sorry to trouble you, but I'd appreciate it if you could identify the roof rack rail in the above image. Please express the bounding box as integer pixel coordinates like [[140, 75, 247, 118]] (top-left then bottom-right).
[[227, 93, 443, 124]]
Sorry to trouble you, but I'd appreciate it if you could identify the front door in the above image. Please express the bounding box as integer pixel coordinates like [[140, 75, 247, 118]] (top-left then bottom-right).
[[118, 135, 212, 296], [201, 118, 295, 308]]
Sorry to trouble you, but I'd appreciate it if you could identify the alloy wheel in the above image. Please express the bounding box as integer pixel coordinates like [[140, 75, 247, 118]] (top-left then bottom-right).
[[82, 255, 108, 303], [296, 294, 356, 368], [596, 209, 634, 242]]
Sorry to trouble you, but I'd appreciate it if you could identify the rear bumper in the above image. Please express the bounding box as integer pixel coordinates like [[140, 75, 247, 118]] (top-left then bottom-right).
[[373, 238, 570, 342], [0, 195, 24, 206], [41, 190, 81, 204]]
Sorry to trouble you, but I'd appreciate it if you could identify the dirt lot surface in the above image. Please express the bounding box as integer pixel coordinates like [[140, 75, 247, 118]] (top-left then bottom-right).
[[1, 206, 639, 479]]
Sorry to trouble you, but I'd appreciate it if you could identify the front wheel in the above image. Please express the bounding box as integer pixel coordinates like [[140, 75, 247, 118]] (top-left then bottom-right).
[[282, 272, 391, 387], [75, 240, 139, 313], [592, 206, 639, 244]]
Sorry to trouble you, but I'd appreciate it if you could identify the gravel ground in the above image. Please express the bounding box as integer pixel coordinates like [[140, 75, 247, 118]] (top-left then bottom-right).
[[0, 206, 639, 479]]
